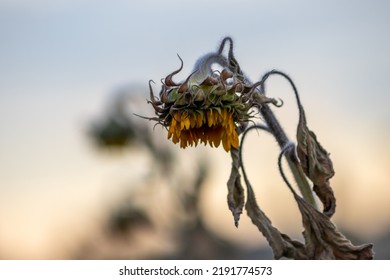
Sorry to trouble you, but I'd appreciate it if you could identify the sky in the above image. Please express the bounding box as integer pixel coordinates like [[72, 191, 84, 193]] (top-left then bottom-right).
[[0, 0, 389, 258]]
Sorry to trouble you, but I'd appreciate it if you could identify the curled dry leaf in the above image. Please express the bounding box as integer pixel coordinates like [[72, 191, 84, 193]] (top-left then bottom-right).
[[296, 108, 336, 217], [233, 147, 307, 259], [227, 148, 245, 227], [240, 136, 374, 259], [245, 178, 308, 259], [295, 194, 374, 259]]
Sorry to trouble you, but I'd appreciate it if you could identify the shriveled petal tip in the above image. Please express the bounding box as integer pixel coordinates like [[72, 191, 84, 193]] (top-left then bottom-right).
[[232, 132, 239, 148]]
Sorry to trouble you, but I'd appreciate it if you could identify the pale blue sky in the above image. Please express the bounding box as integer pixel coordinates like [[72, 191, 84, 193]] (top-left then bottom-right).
[[1, 0, 389, 116]]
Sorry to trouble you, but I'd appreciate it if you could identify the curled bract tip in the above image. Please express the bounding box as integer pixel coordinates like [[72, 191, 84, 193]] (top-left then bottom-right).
[[164, 55, 184, 87], [273, 98, 284, 107]]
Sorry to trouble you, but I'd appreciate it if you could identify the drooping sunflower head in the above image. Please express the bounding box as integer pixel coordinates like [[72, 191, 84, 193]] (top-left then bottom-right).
[[148, 53, 278, 152]]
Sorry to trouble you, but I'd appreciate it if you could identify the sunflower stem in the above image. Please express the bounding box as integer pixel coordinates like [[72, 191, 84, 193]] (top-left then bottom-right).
[[259, 105, 317, 208]]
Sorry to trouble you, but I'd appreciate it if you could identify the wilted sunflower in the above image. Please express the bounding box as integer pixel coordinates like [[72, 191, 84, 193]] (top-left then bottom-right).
[[147, 53, 279, 152]]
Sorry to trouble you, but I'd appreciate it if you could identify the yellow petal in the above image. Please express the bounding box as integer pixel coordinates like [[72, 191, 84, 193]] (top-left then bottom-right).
[[222, 136, 230, 152], [207, 109, 214, 127], [196, 113, 203, 127], [183, 116, 191, 130], [190, 114, 196, 128], [231, 130, 239, 148]]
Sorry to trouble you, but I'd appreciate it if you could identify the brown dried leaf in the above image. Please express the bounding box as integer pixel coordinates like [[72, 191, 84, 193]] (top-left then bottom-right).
[[235, 140, 307, 259], [237, 127, 373, 259], [227, 148, 245, 227], [313, 182, 335, 216], [296, 121, 335, 183], [245, 181, 308, 259], [295, 193, 374, 259], [296, 108, 336, 217], [227, 174, 244, 227]]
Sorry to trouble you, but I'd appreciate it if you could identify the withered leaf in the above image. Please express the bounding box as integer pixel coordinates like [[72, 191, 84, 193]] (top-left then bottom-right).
[[295, 193, 374, 259], [234, 120, 373, 259], [245, 180, 308, 259], [296, 107, 336, 217], [227, 174, 244, 227], [313, 182, 335, 217], [227, 148, 245, 227], [235, 141, 307, 259], [241, 144, 374, 259]]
